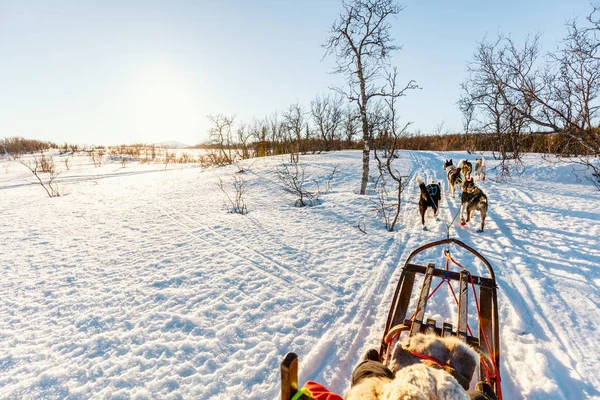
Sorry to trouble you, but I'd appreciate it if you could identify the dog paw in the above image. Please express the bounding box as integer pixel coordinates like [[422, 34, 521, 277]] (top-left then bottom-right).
[[476, 229, 484, 233], [435, 217, 441, 222], [423, 226, 428, 231]]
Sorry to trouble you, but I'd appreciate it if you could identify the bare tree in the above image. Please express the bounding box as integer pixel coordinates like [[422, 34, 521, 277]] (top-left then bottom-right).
[[311, 94, 343, 151], [458, 95, 476, 153], [283, 102, 306, 164], [268, 112, 285, 156], [478, 30, 599, 155], [207, 114, 236, 165], [342, 105, 360, 146], [324, 0, 418, 194], [372, 68, 412, 231], [461, 36, 532, 174], [236, 123, 252, 160], [462, 6, 600, 183]]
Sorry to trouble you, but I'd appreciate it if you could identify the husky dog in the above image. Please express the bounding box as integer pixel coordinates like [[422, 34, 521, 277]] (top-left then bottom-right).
[[460, 180, 488, 232], [346, 333, 479, 400], [417, 177, 441, 230], [475, 157, 486, 181], [443, 159, 463, 197], [456, 159, 473, 181]]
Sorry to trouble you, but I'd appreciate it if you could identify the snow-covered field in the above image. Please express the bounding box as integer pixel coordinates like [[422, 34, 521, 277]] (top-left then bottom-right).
[[1, 150, 599, 399]]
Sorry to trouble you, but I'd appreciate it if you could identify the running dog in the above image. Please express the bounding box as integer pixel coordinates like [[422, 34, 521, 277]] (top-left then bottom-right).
[[417, 177, 441, 230], [474, 157, 486, 181], [456, 159, 473, 181], [443, 159, 463, 197], [460, 179, 488, 232]]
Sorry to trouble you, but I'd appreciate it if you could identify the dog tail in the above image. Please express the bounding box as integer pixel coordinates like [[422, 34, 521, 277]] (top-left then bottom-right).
[[481, 157, 486, 166], [416, 176, 427, 193]]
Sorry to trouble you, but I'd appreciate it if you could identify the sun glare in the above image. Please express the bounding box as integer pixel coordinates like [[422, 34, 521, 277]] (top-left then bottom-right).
[[127, 65, 199, 142]]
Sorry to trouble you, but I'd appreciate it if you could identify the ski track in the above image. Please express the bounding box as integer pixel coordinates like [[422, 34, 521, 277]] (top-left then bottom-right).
[[1, 151, 599, 399]]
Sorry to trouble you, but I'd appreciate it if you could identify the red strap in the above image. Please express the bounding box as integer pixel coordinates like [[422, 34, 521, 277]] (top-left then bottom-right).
[[304, 381, 343, 400], [408, 350, 447, 369]]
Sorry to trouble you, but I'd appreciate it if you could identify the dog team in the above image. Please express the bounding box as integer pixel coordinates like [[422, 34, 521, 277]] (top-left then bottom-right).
[[417, 157, 487, 232]]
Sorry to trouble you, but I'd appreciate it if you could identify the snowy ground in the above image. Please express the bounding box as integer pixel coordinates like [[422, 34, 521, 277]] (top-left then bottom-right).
[[0, 150, 599, 399]]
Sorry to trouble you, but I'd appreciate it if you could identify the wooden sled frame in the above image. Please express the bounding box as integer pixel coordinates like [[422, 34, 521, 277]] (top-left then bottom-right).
[[380, 238, 502, 399], [280, 352, 312, 400]]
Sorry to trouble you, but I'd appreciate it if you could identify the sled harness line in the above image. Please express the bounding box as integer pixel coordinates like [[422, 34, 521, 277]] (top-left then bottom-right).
[[445, 207, 462, 239]]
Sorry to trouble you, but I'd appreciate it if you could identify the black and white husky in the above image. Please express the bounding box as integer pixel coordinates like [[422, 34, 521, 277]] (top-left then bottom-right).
[[474, 157, 486, 181], [443, 159, 463, 197], [417, 177, 441, 230]]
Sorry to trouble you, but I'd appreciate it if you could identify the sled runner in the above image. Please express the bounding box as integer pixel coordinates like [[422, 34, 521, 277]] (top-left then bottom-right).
[[280, 238, 502, 400]]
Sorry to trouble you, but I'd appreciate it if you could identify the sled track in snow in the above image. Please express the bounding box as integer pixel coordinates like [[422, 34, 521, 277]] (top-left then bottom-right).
[[153, 195, 335, 303], [301, 152, 437, 392]]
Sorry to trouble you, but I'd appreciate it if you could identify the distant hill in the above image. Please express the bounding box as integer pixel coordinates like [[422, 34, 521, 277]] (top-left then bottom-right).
[[155, 141, 190, 149]]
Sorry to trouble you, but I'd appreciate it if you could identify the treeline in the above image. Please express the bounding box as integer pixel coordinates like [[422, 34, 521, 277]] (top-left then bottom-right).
[[0, 137, 57, 156], [385, 131, 593, 156]]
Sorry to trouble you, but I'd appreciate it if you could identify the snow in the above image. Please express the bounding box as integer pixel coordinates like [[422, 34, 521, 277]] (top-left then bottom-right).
[[1, 150, 599, 399]]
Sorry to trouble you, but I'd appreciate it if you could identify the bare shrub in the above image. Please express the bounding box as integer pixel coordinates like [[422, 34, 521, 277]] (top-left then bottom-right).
[[218, 174, 248, 214], [356, 218, 367, 234], [276, 162, 338, 207], [39, 153, 56, 173], [90, 148, 104, 167], [177, 152, 195, 164], [19, 156, 61, 198], [64, 156, 71, 170], [164, 151, 176, 170]]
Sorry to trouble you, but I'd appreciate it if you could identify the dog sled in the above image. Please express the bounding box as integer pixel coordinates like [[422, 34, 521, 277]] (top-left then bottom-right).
[[280, 238, 503, 400]]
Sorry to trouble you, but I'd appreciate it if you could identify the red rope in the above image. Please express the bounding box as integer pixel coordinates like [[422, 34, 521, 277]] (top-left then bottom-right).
[[408, 350, 447, 369], [408, 278, 447, 321]]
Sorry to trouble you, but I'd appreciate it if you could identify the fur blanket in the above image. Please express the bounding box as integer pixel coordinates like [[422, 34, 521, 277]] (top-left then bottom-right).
[[346, 334, 478, 400]]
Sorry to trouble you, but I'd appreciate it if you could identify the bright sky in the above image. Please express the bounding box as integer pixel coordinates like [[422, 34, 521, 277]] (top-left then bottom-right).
[[0, 0, 594, 146]]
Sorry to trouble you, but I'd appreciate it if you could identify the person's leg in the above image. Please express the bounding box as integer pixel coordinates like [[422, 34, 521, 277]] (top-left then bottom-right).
[[351, 349, 394, 387]]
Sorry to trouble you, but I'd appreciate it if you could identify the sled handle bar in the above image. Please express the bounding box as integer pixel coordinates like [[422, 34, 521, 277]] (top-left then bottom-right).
[[404, 238, 496, 281]]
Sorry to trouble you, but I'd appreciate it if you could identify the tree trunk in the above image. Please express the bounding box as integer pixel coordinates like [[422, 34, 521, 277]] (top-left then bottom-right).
[[358, 63, 370, 195]]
